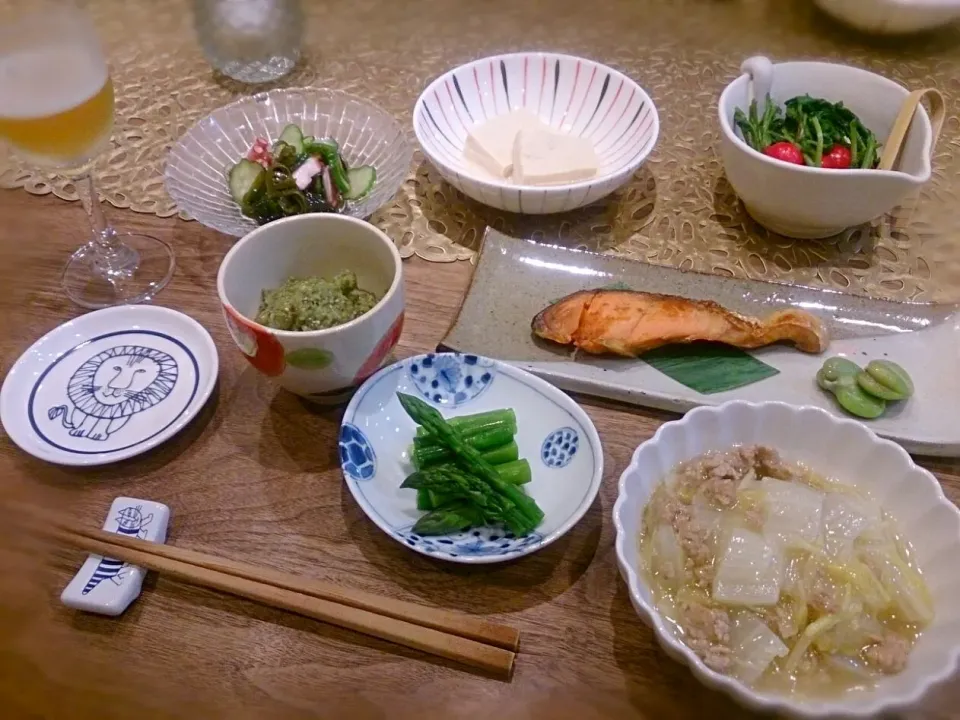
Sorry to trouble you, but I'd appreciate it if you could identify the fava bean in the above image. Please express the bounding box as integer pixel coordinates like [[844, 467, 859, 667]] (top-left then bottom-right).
[[816, 356, 862, 391], [833, 378, 887, 419], [816, 357, 887, 419], [858, 360, 913, 401]]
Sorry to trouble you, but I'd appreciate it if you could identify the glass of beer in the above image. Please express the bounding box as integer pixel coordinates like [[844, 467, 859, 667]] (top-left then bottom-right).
[[0, 1, 175, 308]]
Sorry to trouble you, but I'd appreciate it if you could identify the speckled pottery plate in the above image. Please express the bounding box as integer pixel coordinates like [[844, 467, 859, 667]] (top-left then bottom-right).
[[440, 229, 960, 457], [0, 306, 218, 466], [339, 352, 603, 564]]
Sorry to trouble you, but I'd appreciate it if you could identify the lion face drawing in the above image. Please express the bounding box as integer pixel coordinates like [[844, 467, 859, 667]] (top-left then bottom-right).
[[48, 345, 179, 442], [91, 353, 164, 406]]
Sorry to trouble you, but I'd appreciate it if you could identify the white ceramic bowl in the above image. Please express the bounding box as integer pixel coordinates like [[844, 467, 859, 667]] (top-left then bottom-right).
[[613, 401, 960, 718], [414, 52, 659, 214], [816, 0, 960, 35], [216, 214, 404, 401], [340, 352, 603, 564], [718, 57, 936, 239], [165, 88, 413, 237]]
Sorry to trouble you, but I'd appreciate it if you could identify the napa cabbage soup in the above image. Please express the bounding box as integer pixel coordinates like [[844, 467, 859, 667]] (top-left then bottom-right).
[[639, 445, 934, 697]]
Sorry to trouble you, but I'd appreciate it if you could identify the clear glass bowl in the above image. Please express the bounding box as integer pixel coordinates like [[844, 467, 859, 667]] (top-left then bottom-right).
[[164, 88, 413, 237]]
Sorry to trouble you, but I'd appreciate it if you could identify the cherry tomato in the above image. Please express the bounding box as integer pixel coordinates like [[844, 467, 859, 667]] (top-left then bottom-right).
[[821, 144, 853, 170], [762, 141, 805, 165]]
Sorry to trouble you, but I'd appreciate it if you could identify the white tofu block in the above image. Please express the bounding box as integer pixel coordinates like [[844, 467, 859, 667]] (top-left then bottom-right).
[[512, 127, 599, 185], [61, 497, 170, 616], [463, 109, 543, 178]]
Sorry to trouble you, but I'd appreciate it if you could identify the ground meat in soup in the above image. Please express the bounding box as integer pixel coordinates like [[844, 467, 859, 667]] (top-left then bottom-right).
[[809, 568, 844, 615], [700, 450, 759, 505], [638, 444, 932, 698], [864, 633, 910, 675], [678, 600, 732, 673], [674, 506, 714, 565], [650, 493, 714, 566]]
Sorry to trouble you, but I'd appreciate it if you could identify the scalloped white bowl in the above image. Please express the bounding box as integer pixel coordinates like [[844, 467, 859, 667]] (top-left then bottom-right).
[[613, 401, 960, 718]]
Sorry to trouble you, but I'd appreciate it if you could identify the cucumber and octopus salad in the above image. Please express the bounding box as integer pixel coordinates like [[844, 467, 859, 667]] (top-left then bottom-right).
[[227, 123, 376, 225], [734, 94, 881, 169]]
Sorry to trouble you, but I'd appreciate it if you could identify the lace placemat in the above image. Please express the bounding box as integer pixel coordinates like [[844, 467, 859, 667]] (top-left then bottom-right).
[[2, 0, 959, 301]]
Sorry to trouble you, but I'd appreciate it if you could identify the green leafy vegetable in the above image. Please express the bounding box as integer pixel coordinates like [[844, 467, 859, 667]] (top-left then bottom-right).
[[734, 94, 881, 169]]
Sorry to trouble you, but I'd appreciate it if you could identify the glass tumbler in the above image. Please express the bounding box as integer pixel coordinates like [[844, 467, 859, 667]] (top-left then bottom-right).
[[193, 0, 303, 83]]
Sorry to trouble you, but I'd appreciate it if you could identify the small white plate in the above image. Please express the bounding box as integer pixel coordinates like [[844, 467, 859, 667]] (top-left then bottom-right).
[[1, 306, 218, 466], [340, 352, 603, 564]]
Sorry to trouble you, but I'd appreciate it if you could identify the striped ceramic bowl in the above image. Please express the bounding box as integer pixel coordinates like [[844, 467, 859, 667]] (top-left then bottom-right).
[[414, 52, 659, 215]]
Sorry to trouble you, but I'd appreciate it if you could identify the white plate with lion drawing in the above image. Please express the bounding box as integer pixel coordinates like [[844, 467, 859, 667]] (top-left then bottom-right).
[[339, 352, 604, 564], [0, 305, 218, 466]]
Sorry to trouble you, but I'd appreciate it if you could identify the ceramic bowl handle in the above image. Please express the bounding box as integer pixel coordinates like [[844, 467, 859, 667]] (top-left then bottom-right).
[[741, 56, 774, 107]]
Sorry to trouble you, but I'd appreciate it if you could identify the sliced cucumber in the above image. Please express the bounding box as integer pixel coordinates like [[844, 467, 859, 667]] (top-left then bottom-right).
[[277, 123, 304, 154], [239, 167, 267, 216], [316, 137, 339, 153], [227, 159, 265, 204], [344, 165, 376, 200]]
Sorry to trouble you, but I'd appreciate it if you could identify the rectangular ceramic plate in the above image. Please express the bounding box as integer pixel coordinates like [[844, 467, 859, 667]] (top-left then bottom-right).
[[441, 230, 960, 457]]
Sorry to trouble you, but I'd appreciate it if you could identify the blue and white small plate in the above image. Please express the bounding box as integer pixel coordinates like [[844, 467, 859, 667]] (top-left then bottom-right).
[[0, 306, 218, 467], [339, 352, 603, 564]]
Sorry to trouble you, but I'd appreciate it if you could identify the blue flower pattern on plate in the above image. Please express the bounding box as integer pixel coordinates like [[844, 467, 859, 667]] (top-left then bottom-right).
[[408, 353, 495, 406], [395, 526, 542, 558], [339, 423, 377, 480], [541, 427, 579, 469]]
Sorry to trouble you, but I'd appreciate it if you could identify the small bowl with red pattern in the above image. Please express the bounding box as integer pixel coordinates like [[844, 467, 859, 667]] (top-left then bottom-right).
[[216, 214, 404, 403]]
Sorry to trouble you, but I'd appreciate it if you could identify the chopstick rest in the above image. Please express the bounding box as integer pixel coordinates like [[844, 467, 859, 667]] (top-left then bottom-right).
[[60, 497, 170, 616]]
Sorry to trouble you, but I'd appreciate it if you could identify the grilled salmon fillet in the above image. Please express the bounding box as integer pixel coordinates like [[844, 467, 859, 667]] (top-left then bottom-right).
[[531, 289, 829, 355]]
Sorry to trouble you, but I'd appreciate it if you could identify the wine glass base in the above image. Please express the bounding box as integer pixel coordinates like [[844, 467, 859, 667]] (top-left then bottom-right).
[[62, 232, 176, 309]]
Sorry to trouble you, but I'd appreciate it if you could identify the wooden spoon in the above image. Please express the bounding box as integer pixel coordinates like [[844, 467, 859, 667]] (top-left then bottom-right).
[[878, 88, 945, 171]]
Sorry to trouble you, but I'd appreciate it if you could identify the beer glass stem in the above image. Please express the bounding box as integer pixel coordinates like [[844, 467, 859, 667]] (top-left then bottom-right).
[[76, 172, 140, 280]]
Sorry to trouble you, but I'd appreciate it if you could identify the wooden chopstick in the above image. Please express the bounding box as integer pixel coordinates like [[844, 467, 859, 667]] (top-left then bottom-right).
[[14, 505, 518, 679], [878, 87, 946, 171], [54, 518, 519, 652]]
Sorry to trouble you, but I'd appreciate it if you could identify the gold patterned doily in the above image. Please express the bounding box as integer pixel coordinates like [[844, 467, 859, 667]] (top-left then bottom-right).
[[2, 0, 960, 301]]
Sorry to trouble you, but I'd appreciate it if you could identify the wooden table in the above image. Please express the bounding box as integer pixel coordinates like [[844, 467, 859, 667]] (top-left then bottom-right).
[[1, 191, 958, 720]]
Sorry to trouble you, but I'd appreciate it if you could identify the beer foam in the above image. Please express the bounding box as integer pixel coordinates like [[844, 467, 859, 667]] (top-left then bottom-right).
[[0, 43, 108, 119]]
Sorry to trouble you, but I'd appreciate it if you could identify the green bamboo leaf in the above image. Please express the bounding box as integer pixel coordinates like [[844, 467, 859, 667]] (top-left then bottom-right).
[[285, 347, 333, 370], [642, 343, 779, 395]]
